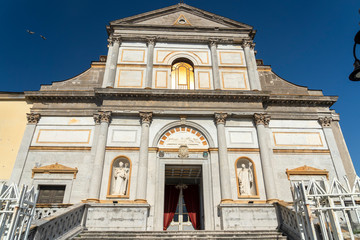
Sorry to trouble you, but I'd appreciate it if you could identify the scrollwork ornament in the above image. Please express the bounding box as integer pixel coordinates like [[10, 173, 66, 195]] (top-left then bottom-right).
[[253, 113, 270, 126], [215, 113, 228, 125], [26, 113, 40, 124], [140, 112, 153, 125], [93, 114, 100, 124], [318, 117, 332, 128]]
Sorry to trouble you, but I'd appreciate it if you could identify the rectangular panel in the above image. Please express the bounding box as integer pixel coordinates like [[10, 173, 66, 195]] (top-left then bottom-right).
[[197, 71, 211, 89], [111, 130, 137, 143], [117, 69, 144, 88], [36, 129, 91, 144], [229, 131, 254, 144], [155, 70, 168, 88], [219, 51, 244, 65], [221, 72, 248, 89], [120, 49, 145, 63], [273, 132, 324, 147]]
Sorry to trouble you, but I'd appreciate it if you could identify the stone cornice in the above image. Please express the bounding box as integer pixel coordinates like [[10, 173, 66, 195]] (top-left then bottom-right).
[[24, 89, 337, 108]]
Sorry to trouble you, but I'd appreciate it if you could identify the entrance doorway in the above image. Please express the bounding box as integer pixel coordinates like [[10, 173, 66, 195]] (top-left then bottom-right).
[[163, 165, 203, 231]]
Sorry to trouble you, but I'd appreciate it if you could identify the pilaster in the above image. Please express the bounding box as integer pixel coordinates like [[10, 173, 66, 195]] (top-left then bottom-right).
[[145, 38, 156, 89], [87, 111, 111, 201], [253, 113, 277, 201], [102, 36, 121, 88], [214, 113, 232, 202], [9, 113, 40, 185], [209, 39, 221, 90], [242, 40, 261, 90], [135, 112, 153, 203]]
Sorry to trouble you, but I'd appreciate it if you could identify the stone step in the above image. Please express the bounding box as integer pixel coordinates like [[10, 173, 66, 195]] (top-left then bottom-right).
[[73, 230, 288, 240]]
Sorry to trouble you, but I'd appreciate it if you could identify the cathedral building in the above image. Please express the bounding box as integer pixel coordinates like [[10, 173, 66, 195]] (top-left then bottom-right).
[[8, 3, 356, 232]]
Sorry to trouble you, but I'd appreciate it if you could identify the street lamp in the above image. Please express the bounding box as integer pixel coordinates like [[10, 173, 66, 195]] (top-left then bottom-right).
[[349, 30, 360, 81]]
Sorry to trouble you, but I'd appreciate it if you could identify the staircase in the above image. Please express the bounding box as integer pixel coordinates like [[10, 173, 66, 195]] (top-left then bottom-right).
[[73, 230, 288, 239]]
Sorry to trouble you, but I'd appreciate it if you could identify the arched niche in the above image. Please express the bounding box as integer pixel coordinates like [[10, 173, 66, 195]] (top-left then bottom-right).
[[235, 157, 259, 198], [107, 156, 132, 198], [164, 52, 201, 66]]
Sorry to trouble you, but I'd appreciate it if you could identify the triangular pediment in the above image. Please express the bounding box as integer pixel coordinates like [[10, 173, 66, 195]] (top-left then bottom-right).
[[110, 3, 253, 30], [32, 163, 78, 178], [286, 165, 329, 180]]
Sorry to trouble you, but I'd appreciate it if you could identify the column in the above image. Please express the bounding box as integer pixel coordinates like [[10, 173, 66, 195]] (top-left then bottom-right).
[[253, 113, 277, 201], [88, 111, 111, 201], [102, 36, 121, 88], [145, 38, 155, 89], [135, 112, 152, 202], [9, 113, 40, 185], [214, 113, 232, 202], [318, 117, 347, 182], [209, 40, 221, 90], [242, 40, 262, 91]]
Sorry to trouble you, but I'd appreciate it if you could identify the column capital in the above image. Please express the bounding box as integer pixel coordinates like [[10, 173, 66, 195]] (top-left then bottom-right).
[[215, 113, 228, 125], [208, 39, 218, 47], [318, 117, 332, 128], [241, 39, 255, 49], [140, 112, 153, 124], [94, 111, 112, 124], [26, 113, 40, 124], [107, 35, 121, 46], [253, 113, 270, 126], [146, 37, 156, 46]]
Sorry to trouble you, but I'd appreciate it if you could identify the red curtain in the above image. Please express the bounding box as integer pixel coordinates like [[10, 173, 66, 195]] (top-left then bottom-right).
[[183, 184, 201, 230], [163, 185, 180, 230]]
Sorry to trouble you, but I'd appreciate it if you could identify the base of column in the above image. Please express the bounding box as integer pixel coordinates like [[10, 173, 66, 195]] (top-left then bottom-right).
[[134, 199, 148, 203], [144, 87, 152, 89], [83, 198, 100, 203], [220, 199, 234, 203], [266, 198, 280, 203], [106, 86, 114, 88]]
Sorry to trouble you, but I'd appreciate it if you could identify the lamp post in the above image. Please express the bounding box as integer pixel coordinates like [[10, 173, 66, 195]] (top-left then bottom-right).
[[349, 30, 360, 81]]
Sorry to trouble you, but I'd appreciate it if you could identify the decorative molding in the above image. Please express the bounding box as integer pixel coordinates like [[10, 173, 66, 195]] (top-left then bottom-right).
[[253, 113, 270, 126], [29, 146, 91, 151], [27, 113, 40, 124], [32, 163, 78, 179], [146, 37, 156, 46], [286, 165, 329, 180], [318, 117, 332, 128], [140, 112, 152, 124], [108, 35, 121, 46], [106, 147, 140, 151], [215, 112, 227, 125], [96, 111, 112, 123], [273, 149, 330, 154], [208, 39, 218, 47]]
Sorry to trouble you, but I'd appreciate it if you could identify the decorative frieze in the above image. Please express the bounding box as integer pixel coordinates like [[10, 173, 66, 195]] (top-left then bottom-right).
[[26, 113, 40, 124], [318, 117, 332, 127], [253, 113, 270, 126], [140, 112, 153, 124], [215, 113, 227, 125]]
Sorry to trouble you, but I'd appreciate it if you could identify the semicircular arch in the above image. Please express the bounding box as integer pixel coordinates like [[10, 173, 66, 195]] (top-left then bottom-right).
[[152, 120, 215, 148], [164, 52, 201, 66]]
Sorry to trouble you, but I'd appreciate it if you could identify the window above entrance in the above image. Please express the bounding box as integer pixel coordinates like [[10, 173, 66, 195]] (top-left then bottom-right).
[[171, 60, 194, 90]]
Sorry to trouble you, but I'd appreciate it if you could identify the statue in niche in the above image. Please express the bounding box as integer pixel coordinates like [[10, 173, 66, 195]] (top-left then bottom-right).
[[112, 160, 130, 195], [237, 162, 253, 195]]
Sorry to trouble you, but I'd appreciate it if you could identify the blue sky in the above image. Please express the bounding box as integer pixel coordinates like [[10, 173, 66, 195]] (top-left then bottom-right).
[[1, 0, 360, 173]]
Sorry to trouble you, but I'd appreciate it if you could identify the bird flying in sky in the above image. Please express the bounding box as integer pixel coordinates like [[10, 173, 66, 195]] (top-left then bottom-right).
[[40, 35, 47, 40], [26, 30, 35, 34]]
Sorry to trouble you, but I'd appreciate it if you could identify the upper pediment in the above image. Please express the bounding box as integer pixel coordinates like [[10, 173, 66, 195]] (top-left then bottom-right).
[[109, 3, 253, 30]]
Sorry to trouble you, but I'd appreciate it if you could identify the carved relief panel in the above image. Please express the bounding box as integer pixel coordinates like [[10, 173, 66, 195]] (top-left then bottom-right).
[[107, 156, 132, 198], [235, 157, 258, 198]]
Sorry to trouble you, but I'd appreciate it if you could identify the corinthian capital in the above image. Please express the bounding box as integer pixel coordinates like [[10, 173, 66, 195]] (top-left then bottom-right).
[[242, 39, 255, 49], [140, 112, 153, 124], [146, 37, 156, 46], [215, 113, 227, 125], [318, 117, 332, 128], [94, 111, 111, 124], [26, 113, 40, 124], [107, 35, 121, 46], [208, 39, 218, 47], [253, 113, 270, 126]]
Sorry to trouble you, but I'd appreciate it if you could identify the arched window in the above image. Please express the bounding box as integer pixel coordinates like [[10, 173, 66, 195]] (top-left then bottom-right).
[[171, 60, 194, 90]]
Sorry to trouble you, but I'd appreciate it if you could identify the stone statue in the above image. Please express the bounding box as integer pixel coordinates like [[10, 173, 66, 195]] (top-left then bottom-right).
[[238, 163, 253, 195], [113, 161, 129, 195]]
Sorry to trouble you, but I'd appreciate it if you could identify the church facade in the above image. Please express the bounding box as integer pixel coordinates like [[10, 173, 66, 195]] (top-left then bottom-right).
[[8, 3, 356, 231]]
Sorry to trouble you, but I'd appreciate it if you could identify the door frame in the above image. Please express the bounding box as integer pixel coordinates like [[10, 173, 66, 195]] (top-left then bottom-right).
[[154, 158, 214, 230]]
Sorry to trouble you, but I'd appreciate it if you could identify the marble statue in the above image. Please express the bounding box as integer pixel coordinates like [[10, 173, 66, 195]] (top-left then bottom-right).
[[113, 161, 129, 195], [238, 163, 253, 195]]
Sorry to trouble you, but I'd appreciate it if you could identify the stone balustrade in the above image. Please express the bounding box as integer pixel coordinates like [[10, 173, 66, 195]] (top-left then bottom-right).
[[275, 202, 301, 240], [34, 204, 73, 220]]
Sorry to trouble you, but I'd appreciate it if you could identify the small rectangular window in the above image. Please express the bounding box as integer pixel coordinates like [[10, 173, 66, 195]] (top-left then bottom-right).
[[37, 185, 65, 204]]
